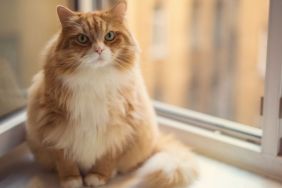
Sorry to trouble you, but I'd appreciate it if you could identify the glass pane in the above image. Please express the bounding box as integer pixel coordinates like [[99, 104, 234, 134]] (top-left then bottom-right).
[[126, 0, 269, 128], [0, 0, 69, 118]]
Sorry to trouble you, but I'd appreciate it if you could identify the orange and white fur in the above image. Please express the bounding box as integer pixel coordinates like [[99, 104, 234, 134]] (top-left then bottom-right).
[[26, 1, 198, 188]]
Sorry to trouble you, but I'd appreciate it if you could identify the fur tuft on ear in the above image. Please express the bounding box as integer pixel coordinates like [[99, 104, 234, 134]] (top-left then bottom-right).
[[109, 1, 127, 21], [57, 5, 75, 26]]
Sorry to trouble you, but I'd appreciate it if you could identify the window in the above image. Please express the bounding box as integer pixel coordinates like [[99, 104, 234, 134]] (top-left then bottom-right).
[[145, 0, 268, 129], [0, 0, 73, 155], [0, 0, 72, 120]]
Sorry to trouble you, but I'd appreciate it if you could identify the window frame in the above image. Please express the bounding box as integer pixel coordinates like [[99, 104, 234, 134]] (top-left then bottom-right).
[[154, 101, 262, 144], [261, 0, 282, 157]]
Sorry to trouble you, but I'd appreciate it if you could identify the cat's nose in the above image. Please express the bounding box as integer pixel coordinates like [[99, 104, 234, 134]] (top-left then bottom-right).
[[95, 47, 104, 55]]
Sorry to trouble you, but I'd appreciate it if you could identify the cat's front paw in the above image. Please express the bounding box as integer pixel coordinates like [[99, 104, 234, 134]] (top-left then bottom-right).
[[84, 173, 107, 187], [60, 176, 83, 188]]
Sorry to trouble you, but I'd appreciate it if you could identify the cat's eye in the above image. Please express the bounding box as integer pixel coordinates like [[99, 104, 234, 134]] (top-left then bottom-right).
[[104, 31, 116, 41], [77, 34, 89, 44]]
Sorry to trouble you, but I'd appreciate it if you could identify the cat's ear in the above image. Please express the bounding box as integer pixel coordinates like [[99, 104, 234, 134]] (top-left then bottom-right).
[[109, 1, 127, 21], [57, 5, 75, 26]]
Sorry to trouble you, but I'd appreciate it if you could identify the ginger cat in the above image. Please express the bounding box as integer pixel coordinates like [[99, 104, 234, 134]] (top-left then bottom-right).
[[26, 1, 198, 188]]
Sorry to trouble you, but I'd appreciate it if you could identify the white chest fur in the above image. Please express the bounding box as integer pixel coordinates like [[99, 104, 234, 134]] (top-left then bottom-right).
[[58, 67, 134, 170]]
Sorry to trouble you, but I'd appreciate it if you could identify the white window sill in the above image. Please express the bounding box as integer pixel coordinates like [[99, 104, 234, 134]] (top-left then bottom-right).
[[0, 110, 281, 186], [193, 156, 282, 188], [0, 144, 281, 188]]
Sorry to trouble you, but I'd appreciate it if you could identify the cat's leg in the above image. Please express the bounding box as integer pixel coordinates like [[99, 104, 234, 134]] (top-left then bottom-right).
[[27, 138, 55, 171], [117, 144, 154, 174], [116, 126, 156, 174], [84, 153, 117, 187], [53, 150, 83, 188]]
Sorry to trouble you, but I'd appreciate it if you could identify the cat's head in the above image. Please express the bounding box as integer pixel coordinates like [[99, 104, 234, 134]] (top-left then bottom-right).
[[53, 1, 137, 73]]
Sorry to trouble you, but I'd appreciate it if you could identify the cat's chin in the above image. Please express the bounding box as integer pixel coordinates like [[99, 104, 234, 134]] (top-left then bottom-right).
[[92, 61, 111, 69]]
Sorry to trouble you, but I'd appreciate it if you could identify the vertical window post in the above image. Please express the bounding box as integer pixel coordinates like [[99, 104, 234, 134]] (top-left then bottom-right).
[[262, 0, 282, 157]]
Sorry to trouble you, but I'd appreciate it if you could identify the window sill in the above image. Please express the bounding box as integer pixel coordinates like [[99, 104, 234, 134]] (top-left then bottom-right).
[[0, 109, 282, 183], [0, 144, 281, 188], [192, 155, 282, 188], [0, 110, 25, 156]]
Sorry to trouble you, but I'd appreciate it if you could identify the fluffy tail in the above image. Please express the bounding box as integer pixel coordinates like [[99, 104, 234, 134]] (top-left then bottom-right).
[[135, 135, 199, 188]]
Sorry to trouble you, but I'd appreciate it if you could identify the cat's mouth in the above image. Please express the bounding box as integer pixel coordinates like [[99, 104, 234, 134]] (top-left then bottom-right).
[[80, 52, 112, 68]]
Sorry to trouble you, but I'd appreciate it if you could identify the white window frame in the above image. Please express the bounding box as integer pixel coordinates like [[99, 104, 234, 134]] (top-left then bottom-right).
[[0, 0, 281, 183], [262, 0, 282, 158]]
